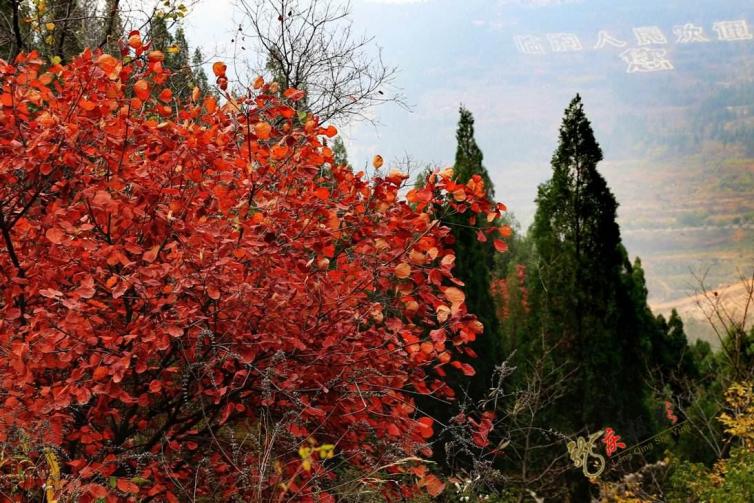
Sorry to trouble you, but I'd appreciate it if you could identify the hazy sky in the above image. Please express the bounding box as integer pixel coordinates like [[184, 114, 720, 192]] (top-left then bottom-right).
[[184, 0, 754, 224]]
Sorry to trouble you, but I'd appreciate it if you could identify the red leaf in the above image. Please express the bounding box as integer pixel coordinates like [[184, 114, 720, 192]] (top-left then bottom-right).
[[493, 239, 508, 253], [166, 326, 183, 338], [134, 79, 149, 101], [80, 99, 96, 111], [395, 262, 411, 279], [158, 88, 173, 102], [116, 479, 139, 494], [314, 187, 330, 201], [212, 61, 227, 78], [423, 474, 445, 497], [417, 417, 434, 439], [255, 121, 272, 139], [283, 87, 305, 101], [142, 245, 159, 263], [45, 228, 65, 244], [86, 484, 109, 498]]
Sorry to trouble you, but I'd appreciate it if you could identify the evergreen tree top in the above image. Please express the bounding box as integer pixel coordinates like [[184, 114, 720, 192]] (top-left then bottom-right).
[[552, 94, 603, 172], [453, 105, 494, 198]]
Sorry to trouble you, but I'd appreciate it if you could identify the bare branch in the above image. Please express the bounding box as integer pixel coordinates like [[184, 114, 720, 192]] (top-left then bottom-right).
[[236, 0, 406, 125]]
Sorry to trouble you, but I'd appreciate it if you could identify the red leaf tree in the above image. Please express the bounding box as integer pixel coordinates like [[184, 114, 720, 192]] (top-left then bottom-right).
[[0, 42, 505, 501]]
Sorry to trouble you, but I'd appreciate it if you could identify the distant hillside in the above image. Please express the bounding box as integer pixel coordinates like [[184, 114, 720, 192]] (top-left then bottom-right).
[[606, 153, 754, 306], [651, 277, 753, 345], [502, 152, 754, 311]]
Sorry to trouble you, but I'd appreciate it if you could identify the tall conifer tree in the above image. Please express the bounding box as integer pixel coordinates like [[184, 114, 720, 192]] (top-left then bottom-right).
[[192, 48, 211, 93], [447, 106, 501, 398], [529, 95, 649, 431]]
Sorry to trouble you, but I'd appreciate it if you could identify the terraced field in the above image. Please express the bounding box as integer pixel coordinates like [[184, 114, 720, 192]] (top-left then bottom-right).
[[602, 154, 754, 343]]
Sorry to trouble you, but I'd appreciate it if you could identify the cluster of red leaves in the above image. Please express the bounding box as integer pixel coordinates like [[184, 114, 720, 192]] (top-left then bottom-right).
[[491, 263, 528, 321], [491, 277, 511, 321], [0, 41, 506, 501]]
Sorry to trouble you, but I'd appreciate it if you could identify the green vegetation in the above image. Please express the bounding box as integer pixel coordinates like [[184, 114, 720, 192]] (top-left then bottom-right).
[[447, 106, 502, 398]]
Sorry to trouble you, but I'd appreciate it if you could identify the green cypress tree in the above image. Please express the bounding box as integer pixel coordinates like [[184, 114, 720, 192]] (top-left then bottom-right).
[[167, 27, 194, 101], [191, 48, 210, 94], [331, 137, 350, 168], [452, 107, 493, 197], [446, 106, 501, 399], [652, 310, 698, 389], [528, 95, 650, 432], [147, 15, 173, 53], [146, 19, 209, 102]]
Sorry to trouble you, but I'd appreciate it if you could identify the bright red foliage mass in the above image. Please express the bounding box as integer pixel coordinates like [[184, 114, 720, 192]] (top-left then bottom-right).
[[0, 42, 505, 501]]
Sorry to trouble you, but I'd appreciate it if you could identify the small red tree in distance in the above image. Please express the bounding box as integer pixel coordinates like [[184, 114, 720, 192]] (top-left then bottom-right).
[[0, 34, 506, 502]]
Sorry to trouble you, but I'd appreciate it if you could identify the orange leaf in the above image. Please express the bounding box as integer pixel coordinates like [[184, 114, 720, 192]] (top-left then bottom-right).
[[86, 485, 108, 498], [133, 79, 149, 101], [158, 88, 173, 102], [255, 122, 272, 139], [116, 478, 139, 494], [394, 262, 411, 279], [423, 474, 445, 497], [372, 155, 384, 169], [253, 76, 265, 89], [271, 144, 288, 159], [493, 239, 508, 253], [127, 34, 142, 49], [207, 286, 220, 300], [460, 362, 476, 376], [212, 61, 227, 78], [166, 326, 183, 338], [191, 86, 200, 103], [45, 228, 65, 244], [420, 342, 433, 355], [148, 51, 165, 62], [79, 99, 96, 111], [96, 54, 121, 80], [204, 96, 217, 113], [96, 54, 117, 73], [142, 245, 159, 263], [92, 366, 108, 381], [444, 287, 465, 306], [417, 417, 434, 439], [313, 187, 329, 201], [283, 87, 305, 101]]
